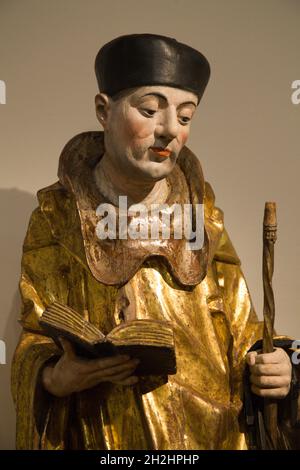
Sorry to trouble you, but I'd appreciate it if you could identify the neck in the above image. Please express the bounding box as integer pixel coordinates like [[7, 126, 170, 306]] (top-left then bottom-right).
[[94, 152, 170, 207]]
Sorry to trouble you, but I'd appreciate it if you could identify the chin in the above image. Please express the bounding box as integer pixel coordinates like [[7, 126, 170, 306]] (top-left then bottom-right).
[[138, 160, 175, 180]]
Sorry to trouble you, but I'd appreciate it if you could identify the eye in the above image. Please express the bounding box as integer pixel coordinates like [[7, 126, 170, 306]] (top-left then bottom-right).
[[178, 116, 191, 125], [140, 108, 157, 117]]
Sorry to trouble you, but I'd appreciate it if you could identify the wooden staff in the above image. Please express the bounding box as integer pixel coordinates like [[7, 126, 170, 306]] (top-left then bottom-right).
[[262, 202, 278, 448]]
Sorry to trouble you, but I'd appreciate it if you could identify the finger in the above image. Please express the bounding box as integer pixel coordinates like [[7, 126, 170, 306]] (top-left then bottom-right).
[[112, 376, 139, 386], [254, 349, 283, 365], [105, 368, 139, 383], [250, 363, 290, 377], [250, 374, 290, 389], [101, 359, 140, 378], [251, 384, 289, 399], [96, 355, 133, 370], [246, 351, 257, 366], [59, 337, 76, 359], [76, 354, 133, 374], [86, 360, 139, 380], [84, 363, 138, 388]]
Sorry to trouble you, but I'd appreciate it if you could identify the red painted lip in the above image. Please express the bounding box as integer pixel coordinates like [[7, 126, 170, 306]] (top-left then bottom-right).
[[150, 147, 171, 158]]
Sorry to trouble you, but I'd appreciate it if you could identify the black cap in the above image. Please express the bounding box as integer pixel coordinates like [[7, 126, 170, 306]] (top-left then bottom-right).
[[95, 34, 210, 102]]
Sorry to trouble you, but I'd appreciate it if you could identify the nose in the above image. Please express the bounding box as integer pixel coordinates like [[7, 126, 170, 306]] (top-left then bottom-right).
[[155, 108, 179, 142]]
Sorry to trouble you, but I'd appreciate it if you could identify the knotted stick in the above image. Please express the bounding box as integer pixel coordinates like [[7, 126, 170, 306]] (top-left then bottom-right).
[[262, 202, 278, 447]]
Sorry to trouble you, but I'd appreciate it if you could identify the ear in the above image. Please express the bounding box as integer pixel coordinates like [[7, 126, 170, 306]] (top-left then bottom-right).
[[95, 93, 111, 128]]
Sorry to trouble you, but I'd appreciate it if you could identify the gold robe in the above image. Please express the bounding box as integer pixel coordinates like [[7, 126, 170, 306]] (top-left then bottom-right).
[[11, 132, 296, 450]]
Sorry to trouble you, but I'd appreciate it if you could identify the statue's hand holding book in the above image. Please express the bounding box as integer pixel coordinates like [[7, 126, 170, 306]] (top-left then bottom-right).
[[39, 301, 177, 376]]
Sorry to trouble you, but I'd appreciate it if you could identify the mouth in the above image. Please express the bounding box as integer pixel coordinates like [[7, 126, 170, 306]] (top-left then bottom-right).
[[149, 147, 172, 158]]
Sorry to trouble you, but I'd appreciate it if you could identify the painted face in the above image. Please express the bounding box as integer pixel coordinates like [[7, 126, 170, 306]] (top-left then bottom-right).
[[102, 85, 198, 181]]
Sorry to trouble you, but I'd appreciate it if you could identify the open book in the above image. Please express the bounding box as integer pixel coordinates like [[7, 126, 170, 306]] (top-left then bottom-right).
[[39, 301, 176, 376]]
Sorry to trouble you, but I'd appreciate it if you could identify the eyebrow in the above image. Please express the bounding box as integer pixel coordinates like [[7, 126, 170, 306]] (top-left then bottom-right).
[[140, 92, 197, 107]]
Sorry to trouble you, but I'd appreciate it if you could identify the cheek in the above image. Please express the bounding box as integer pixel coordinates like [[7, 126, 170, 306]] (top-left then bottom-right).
[[179, 129, 189, 145], [123, 110, 154, 142]]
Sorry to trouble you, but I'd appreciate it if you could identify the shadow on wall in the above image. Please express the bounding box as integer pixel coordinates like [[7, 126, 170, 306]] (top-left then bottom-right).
[[0, 188, 38, 450]]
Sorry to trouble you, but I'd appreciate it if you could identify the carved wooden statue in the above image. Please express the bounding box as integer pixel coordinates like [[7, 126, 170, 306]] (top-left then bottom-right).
[[11, 34, 299, 450]]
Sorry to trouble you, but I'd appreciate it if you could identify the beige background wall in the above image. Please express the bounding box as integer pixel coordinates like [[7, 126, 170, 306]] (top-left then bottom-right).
[[0, 0, 299, 449]]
